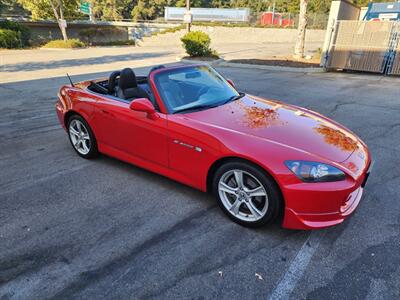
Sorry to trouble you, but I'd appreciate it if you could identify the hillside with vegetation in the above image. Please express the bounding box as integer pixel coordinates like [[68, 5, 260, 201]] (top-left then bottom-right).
[[0, 0, 388, 21]]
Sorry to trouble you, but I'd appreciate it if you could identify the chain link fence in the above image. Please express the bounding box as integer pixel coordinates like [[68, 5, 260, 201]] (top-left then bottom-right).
[[387, 22, 400, 75], [251, 12, 328, 29]]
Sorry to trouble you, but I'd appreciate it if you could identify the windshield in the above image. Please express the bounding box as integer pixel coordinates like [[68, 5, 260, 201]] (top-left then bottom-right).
[[154, 65, 239, 114]]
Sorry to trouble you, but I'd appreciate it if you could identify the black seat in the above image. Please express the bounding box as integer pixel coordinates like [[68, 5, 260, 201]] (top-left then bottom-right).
[[108, 70, 120, 95], [117, 68, 150, 101]]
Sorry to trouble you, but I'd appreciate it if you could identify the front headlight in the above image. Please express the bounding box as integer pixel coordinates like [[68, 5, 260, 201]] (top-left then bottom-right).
[[285, 160, 345, 182]]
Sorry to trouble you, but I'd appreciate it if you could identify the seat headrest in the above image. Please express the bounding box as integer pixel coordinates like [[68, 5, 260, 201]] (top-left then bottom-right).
[[108, 70, 121, 94], [119, 68, 138, 90]]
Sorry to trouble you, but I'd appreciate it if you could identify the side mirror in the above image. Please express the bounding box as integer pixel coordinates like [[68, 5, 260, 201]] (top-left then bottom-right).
[[227, 79, 236, 89], [129, 98, 159, 120]]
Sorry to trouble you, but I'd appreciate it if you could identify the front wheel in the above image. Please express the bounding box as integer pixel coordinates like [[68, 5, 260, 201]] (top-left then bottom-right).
[[213, 161, 282, 227]]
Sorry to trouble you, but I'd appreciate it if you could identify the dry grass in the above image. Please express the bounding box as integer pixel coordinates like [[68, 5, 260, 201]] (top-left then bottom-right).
[[228, 55, 321, 68], [42, 39, 85, 49]]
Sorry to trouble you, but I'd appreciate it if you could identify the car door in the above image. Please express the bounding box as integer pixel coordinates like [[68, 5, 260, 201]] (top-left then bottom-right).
[[166, 114, 221, 189], [92, 95, 169, 167]]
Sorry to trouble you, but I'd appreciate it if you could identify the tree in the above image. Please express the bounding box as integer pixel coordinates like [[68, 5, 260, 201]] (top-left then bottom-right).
[[131, 0, 176, 21], [89, 0, 137, 21], [17, 0, 79, 20], [230, 0, 270, 13], [17, 0, 80, 41], [131, 0, 156, 20], [353, 0, 387, 7], [49, 0, 68, 41], [308, 0, 330, 14], [294, 0, 308, 58], [0, 0, 27, 15], [0, 0, 6, 13], [119, 0, 138, 19], [211, 0, 231, 8], [13, 0, 340, 25], [277, 0, 300, 13]]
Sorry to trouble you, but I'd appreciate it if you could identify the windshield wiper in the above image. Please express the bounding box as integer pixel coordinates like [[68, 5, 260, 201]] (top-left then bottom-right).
[[173, 93, 245, 114], [173, 103, 219, 114], [221, 92, 245, 105]]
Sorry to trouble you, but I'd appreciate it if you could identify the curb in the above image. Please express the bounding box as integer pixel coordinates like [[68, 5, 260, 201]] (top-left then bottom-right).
[[177, 57, 325, 73], [177, 56, 225, 66], [39, 47, 85, 51], [217, 60, 325, 73]]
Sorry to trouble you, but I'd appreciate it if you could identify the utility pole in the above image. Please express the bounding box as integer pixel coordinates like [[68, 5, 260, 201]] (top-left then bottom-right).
[[294, 0, 308, 58], [89, 3, 94, 22], [272, 2, 275, 26], [186, 0, 191, 33]]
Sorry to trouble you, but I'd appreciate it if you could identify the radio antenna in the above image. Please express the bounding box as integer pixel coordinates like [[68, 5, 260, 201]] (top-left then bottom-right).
[[66, 73, 75, 87]]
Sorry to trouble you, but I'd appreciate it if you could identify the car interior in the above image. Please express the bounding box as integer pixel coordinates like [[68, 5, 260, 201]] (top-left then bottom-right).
[[87, 65, 164, 109], [87, 65, 233, 113]]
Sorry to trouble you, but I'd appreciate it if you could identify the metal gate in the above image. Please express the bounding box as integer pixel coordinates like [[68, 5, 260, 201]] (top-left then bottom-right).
[[325, 20, 400, 75], [388, 22, 400, 75]]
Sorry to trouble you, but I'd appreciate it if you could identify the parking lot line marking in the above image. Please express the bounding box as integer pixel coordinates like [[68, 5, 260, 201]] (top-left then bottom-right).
[[268, 230, 325, 300]]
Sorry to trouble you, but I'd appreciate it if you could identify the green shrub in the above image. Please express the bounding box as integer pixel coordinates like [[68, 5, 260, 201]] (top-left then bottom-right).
[[43, 39, 85, 49], [0, 20, 30, 47], [0, 29, 20, 49], [181, 31, 216, 57]]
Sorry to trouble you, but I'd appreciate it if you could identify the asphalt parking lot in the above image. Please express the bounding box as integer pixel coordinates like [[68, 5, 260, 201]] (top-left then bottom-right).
[[0, 64, 399, 299]]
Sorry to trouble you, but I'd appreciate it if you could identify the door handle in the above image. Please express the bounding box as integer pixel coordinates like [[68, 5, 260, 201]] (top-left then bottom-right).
[[100, 109, 115, 117]]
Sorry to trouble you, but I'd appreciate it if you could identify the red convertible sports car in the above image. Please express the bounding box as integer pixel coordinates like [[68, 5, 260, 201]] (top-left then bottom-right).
[[56, 64, 372, 230]]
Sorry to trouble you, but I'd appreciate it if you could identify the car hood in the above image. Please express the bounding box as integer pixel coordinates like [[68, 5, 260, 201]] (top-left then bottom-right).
[[184, 95, 360, 163]]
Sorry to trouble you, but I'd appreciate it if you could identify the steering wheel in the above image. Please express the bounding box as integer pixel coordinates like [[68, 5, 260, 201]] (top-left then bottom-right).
[[195, 86, 210, 99]]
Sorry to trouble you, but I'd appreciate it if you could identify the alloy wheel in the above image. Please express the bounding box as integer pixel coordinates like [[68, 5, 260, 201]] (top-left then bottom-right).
[[218, 169, 269, 222]]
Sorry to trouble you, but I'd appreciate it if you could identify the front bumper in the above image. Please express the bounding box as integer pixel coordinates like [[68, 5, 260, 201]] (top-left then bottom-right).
[[282, 160, 373, 230]]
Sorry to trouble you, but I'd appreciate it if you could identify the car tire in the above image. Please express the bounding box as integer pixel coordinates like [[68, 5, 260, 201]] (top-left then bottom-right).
[[67, 114, 99, 159], [212, 161, 282, 227]]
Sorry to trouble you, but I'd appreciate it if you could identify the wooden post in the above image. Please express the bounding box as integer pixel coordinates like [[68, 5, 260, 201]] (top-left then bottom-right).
[[186, 0, 191, 33]]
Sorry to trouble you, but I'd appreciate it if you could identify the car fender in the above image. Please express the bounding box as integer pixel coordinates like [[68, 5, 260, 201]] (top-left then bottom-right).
[[58, 85, 97, 129]]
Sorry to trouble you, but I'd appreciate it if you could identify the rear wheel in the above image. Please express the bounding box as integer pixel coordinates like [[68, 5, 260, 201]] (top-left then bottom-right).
[[213, 161, 282, 227], [67, 115, 98, 159]]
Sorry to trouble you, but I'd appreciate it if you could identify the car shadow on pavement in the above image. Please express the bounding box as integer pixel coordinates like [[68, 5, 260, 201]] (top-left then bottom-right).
[[1, 51, 174, 72], [95, 153, 289, 232]]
